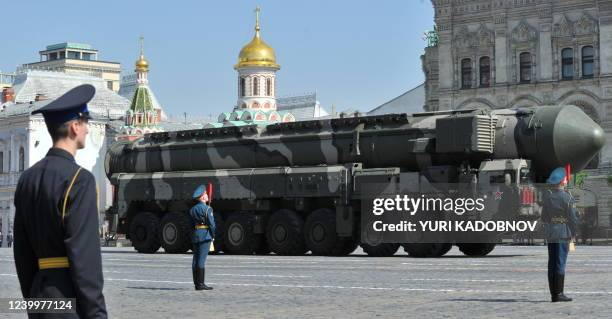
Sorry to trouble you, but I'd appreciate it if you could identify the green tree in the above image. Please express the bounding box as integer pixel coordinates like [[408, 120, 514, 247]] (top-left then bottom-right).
[[573, 171, 588, 189]]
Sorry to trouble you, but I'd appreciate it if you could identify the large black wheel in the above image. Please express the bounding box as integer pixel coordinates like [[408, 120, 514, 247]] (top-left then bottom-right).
[[266, 209, 307, 255], [360, 243, 400, 257], [403, 243, 452, 257], [223, 212, 260, 255], [457, 243, 496, 256], [159, 211, 192, 254], [304, 208, 353, 256], [129, 212, 161, 254]]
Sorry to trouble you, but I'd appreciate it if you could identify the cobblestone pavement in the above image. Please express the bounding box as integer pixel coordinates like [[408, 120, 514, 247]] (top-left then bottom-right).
[[1, 245, 611, 318]]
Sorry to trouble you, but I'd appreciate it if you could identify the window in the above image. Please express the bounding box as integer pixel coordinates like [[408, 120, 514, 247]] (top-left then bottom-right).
[[253, 77, 259, 96], [519, 52, 531, 83], [107, 81, 113, 90], [561, 48, 573, 80], [0, 152, 3, 173], [461, 58, 472, 89], [48, 52, 58, 61], [19, 147, 24, 172], [266, 78, 272, 96], [479, 57, 491, 87], [59, 51, 66, 59], [582, 46, 594, 78], [67, 51, 79, 59], [240, 77, 246, 97]]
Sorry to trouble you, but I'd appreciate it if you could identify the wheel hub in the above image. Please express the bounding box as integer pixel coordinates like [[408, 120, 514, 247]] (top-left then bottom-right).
[[273, 224, 288, 243], [229, 223, 244, 245], [311, 223, 326, 243], [163, 223, 177, 244]]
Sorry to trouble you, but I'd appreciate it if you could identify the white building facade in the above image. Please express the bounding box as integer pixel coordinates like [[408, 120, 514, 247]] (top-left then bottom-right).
[[423, 0, 612, 167], [0, 70, 128, 246]]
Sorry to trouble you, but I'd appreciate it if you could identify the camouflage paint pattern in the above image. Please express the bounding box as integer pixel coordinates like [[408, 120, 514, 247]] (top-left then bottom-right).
[[105, 105, 605, 224]]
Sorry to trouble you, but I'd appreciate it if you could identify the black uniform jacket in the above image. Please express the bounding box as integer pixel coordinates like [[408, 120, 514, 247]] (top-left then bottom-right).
[[13, 148, 107, 318]]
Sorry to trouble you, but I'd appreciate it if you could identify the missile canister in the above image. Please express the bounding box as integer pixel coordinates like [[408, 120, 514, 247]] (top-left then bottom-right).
[[105, 105, 605, 182]]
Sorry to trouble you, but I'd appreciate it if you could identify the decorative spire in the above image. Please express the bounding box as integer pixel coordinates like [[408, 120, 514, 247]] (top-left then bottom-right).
[[139, 36, 145, 57], [255, 6, 261, 37], [135, 35, 149, 74]]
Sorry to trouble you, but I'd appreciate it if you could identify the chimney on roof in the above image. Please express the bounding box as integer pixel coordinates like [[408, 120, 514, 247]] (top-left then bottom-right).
[[2, 87, 15, 104]]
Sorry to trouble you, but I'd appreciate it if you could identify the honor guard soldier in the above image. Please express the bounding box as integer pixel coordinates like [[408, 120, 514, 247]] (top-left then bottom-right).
[[190, 185, 216, 291], [13, 84, 107, 318], [542, 167, 580, 302]]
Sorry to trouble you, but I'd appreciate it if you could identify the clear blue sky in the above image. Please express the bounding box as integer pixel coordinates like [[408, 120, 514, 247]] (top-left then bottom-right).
[[1, 0, 434, 118]]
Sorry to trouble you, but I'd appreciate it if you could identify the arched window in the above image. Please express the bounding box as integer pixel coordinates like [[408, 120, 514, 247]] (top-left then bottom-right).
[[19, 147, 24, 172], [561, 48, 573, 80], [479, 57, 491, 87], [239, 77, 246, 97], [519, 52, 531, 83], [253, 77, 259, 96], [266, 78, 272, 96], [582, 46, 594, 78], [461, 58, 472, 89]]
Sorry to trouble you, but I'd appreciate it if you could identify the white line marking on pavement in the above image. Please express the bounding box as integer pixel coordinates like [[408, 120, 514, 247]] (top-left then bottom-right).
[[107, 278, 191, 284], [401, 278, 531, 283], [235, 261, 319, 264], [213, 273, 312, 278], [103, 270, 132, 274], [102, 277, 612, 295], [96, 262, 612, 274], [0, 273, 17, 277], [103, 254, 380, 264]]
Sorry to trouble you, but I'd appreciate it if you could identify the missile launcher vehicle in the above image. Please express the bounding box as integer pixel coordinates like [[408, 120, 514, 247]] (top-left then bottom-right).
[[105, 105, 605, 257]]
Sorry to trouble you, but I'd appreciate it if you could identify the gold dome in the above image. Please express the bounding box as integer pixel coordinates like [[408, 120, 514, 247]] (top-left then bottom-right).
[[235, 7, 280, 70], [135, 54, 149, 72], [135, 36, 149, 72]]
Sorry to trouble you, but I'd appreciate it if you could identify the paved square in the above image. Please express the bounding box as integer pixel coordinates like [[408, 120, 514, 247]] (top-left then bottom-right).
[[1, 245, 611, 318]]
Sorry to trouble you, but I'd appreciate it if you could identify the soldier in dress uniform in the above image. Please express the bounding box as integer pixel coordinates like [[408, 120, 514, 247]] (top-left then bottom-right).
[[13, 84, 107, 318], [542, 167, 580, 302], [189, 185, 216, 291]]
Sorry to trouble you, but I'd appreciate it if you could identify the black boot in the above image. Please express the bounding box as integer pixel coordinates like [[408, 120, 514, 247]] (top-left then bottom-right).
[[194, 268, 205, 291], [199, 268, 213, 290], [555, 274, 572, 302], [192, 268, 198, 290], [548, 274, 558, 302]]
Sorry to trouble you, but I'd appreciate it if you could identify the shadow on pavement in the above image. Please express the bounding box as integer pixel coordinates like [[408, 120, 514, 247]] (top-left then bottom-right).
[[127, 286, 186, 291], [447, 298, 547, 303], [437, 254, 529, 258], [101, 249, 191, 255]]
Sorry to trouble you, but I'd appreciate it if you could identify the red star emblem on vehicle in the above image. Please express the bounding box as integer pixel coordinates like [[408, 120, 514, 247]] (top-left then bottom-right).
[[494, 191, 503, 200]]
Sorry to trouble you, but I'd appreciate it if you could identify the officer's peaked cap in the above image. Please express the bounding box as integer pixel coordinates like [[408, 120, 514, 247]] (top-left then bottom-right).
[[192, 185, 206, 199], [546, 167, 566, 185], [31, 84, 95, 125]]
